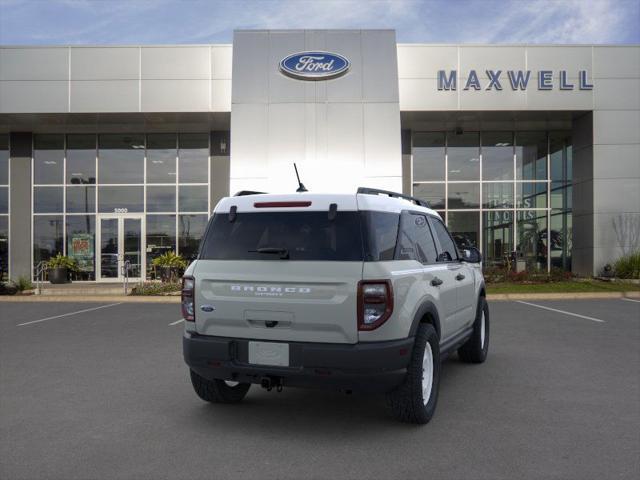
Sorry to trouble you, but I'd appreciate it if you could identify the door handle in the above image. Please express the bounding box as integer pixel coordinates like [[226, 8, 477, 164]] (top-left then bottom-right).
[[431, 277, 443, 287], [456, 273, 465, 281]]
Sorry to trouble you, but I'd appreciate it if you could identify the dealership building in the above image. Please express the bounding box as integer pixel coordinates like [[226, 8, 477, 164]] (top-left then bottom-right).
[[0, 30, 638, 282]]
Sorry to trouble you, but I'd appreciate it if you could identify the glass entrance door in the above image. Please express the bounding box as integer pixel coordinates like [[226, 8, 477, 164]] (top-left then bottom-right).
[[98, 216, 143, 281]]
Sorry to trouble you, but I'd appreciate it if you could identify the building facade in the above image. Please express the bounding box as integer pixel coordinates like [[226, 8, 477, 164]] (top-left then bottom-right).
[[0, 30, 638, 282]]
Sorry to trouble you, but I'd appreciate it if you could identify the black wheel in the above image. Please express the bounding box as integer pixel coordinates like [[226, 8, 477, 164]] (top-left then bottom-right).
[[387, 323, 440, 425], [189, 369, 251, 404], [458, 296, 489, 364]]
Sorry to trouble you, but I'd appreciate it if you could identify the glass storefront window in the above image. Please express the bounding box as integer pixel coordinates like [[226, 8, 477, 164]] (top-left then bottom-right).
[[0, 216, 7, 280], [483, 182, 514, 209], [29, 132, 215, 280], [482, 132, 514, 181], [517, 182, 547, 209], [447, 211, 479, 249], [147, 134, 177, 184], [179, 185, 208, 212], [413, 132, 445, 181], [550, 132, 572, 183], [516, 210, 547, 271], [0, 187, 7, 214], [483, 211, 513, 268], [550, 209, 572, 271], [516, 132, 547, 181], [448, 183, 480, 209], [413, 183, 445, 210], [66, 134, 96, 184], [33, 215, 64, 266], [34, 186, 63, 213], [146, 214, 176, 279], [179, 214, 208, 261], [178, 134, 208, 184], [34, 135, 64, 185], [551, 182, 572, 210], [147, 186, 176, 213], [66, 186, 96, 213], [98, 186, 144, 213], [66, 215, 95, 280], [412, 129, 571, 273], [98, 134, 144, 184], [447, 132, 479, 181], [0, 134, 8, 185]]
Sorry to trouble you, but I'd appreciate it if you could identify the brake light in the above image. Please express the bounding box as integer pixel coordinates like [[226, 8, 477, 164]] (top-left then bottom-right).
[[254, 201, 312, 208], [181, 276, 195, 321], [357, 280, 393, 331]]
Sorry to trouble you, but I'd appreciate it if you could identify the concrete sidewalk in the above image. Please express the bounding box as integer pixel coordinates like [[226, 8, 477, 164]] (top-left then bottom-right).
[[1, 291, 639, 303]]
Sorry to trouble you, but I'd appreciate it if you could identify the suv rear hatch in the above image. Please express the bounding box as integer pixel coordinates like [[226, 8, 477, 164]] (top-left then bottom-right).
[[193, 196, 363, 344]]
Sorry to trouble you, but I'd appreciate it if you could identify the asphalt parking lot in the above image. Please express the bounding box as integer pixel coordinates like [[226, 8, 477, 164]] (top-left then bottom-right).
[[1, 298, 638, 480]]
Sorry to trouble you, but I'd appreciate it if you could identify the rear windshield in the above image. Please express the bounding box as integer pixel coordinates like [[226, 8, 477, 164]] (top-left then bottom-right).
[[200, 210, 401, 262], [200, 211, 364, 261]]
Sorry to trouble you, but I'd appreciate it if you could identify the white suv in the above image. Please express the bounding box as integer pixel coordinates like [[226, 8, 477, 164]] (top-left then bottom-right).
[[182, 188, 489, 424]]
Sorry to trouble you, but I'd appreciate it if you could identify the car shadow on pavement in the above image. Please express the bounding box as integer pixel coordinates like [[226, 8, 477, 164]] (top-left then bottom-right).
[[179, 356, 475, 436]]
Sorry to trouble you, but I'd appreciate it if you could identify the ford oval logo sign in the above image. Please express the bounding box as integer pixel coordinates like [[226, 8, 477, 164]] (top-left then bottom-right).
[[279, 51, 350, 81]]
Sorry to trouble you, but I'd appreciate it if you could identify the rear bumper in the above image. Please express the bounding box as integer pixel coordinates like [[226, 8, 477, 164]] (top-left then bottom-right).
[[183, 331, 414, 393]]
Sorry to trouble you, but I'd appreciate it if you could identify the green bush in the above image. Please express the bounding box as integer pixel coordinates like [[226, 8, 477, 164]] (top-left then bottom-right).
[[47, 253, 79, 272], [15, 276, 34, 291], [151, 252, 187, 269], [613, 251, 640, 279], [151, 252, 187, 282], [130, 281, 181, 296]]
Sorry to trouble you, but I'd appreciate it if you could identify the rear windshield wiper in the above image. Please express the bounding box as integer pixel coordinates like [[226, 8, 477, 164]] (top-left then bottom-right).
[[249, 247, 290, 259]]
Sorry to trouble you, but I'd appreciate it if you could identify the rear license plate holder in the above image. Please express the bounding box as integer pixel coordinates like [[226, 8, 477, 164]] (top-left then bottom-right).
[[248, 341, 290, 367]]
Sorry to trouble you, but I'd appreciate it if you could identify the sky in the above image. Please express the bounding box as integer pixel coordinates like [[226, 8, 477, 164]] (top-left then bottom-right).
[[0, 0, 638, 45]]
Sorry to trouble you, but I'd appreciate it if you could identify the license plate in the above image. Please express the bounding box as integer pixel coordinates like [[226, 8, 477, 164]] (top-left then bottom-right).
[[248, 341, 289, 367]]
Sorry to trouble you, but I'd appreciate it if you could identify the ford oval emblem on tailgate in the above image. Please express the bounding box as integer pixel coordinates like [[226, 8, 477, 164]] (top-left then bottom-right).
[[200, 305, 215, 312]]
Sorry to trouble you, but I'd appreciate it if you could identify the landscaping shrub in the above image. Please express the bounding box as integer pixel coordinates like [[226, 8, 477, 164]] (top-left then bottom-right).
[[613, 251, 640, 279], [14, 276, 34, 291], [130, 281, 181, 296], [151, 252, 187, 282], [484, 265, 572, 284]]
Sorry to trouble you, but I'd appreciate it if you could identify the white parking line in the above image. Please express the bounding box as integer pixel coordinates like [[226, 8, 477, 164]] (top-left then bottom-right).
[[621, 298, 640, 304], [516, 301, 605, 323], [169, 319, 184, 326], [17, 303, 122, 327]]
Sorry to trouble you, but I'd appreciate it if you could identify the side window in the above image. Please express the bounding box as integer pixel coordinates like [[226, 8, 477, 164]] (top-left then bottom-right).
[[395, 212, 438, 264], [430, 217, 458, 262], [361, 211, 400, 261]]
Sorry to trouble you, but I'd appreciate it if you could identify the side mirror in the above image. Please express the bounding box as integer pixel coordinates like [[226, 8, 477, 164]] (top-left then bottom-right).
[[462, 247, 482, 263]]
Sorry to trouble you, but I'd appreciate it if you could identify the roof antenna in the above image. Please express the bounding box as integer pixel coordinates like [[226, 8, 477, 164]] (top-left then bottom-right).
[[294, 163, 308, 192]]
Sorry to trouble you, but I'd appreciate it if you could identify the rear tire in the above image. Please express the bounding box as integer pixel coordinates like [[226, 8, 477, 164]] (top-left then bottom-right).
[[387, 323, 440, 424], [458, 296, 489, 364], [189, 369, 251, 404]]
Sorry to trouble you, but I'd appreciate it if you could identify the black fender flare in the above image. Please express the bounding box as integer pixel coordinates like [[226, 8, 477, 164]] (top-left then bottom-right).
[[478, 280, 486, 299], [408, 301, 441, 339]]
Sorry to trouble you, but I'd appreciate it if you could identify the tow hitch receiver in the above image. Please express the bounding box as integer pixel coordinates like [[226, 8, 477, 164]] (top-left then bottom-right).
[[260, 376, 284, 392]]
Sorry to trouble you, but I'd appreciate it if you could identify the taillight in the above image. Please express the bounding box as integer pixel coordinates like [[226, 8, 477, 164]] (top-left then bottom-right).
[[182, 276, 195, 321], [357, 280, 393, 331]]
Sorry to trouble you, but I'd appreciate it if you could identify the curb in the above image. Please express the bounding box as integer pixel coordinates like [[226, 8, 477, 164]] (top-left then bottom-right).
[[0, 291, 638, 303], [0, 295, 180, 303], [487, 291, 640, 301]]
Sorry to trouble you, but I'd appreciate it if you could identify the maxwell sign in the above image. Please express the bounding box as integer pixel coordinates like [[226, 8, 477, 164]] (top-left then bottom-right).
[[279, 52, 350, 80], [437, 70, 593, 91]]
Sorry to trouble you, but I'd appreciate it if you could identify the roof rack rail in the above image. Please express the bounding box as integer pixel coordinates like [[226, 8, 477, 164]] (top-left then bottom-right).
[[234, 190, 266, 196], [357, 187, 430, 208]]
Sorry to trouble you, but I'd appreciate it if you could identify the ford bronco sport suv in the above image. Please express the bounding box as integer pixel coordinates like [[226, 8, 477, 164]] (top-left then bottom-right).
[[182, 188, 489, 424]]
